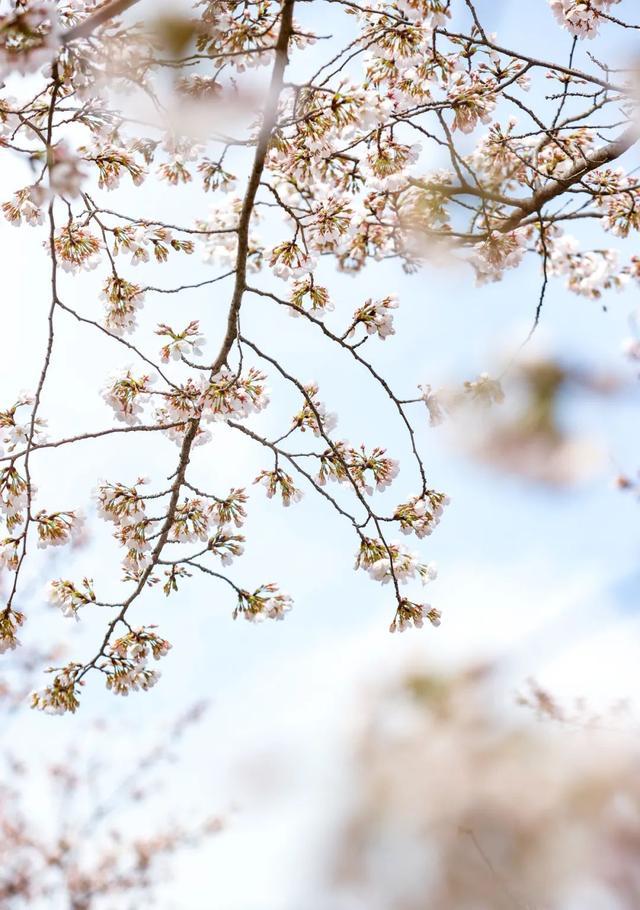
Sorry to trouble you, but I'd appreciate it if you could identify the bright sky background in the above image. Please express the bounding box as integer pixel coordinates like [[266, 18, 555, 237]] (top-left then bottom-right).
[[1, 1, 640, 907]]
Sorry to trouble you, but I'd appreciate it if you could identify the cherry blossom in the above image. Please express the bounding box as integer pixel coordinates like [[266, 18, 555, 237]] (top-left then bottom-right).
[[550, 0, 622, 39]]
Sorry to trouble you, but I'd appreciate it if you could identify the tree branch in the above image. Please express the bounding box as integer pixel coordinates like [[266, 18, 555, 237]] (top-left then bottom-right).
[[210, 0, 295, 374], [62, 0, 142, 44], [500, 125, 639, 232]]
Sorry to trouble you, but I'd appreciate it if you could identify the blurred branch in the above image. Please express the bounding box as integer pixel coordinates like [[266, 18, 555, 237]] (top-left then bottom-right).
[[62, 0, 143, 43]]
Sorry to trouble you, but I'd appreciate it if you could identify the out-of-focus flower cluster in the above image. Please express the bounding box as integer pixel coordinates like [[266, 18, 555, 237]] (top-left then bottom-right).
[[1, 647, 222, 905], [0, 2, 59, 77], [315, 666, 640, 910]]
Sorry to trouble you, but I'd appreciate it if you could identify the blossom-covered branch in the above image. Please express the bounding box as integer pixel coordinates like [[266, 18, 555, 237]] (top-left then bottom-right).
[[1, 0, 639, 712]]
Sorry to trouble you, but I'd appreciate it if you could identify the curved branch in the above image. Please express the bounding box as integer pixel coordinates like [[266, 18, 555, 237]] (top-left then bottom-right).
[[500, 125, 639, 232]]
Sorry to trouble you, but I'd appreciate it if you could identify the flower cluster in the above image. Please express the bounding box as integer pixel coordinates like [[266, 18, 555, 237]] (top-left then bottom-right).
[[0, 466, 29, 531], [449, 72, 497, 134], [95, 478, 147, 526], [463, 372, 505, 406], [198, 157, 236, 193], [104, 627, 171, 696], [390, 598, 441, 632], [471, 229, 528, 285], [158, 135, 204, 186], [418, 383, 445, 427], [95, 478, 157, 579], [156, 321, 205, 362], [0, 536, 20, 572], [82, 139, 147, 190], [547, 235, 626, 300], [211, 488, 248, 528], [232, 584, 293, 623], [101, 276, 146, 335], [355, 537, 438, 587], [318, 444, 400, 495], [590, 169, 640, 238], [350, 295, 399, 341], [289, 278, 333, 317], [0, 2, 60, 77], [199, 198, 257, 270], [170, 498, 211, 543], [200, 368, 269, 422], [112, 225, 194, 266], [291, 384, 337, 436], [549, 0, 621, 38], [32, 663, 82, 715], [51, 223, 102, 272], [0, 607, 24, 654], [48, 577, 96, 620], [254, 469, 303, 507], [35, 509, 82, 549], [102, 370, 155, 424], [94, 476, 250, 585], [2, 185, 46, 227], [0, 394, 46, 452], [393, 491, 449, 538], [269, 241, 316, 280], [208, 528, 245, 565]]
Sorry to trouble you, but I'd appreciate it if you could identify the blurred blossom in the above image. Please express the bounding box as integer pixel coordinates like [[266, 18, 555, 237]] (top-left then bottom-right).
[[441, 357, 619, 487], [0, 649, 220, 907], [305, 665, 640, 910]]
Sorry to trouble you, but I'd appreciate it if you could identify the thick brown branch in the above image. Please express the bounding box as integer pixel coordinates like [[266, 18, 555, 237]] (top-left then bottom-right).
[[500, 125, 639, 232]]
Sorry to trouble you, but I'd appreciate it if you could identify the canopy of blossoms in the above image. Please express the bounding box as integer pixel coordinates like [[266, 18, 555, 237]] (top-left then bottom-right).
[[0, 0, 638, 712]]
